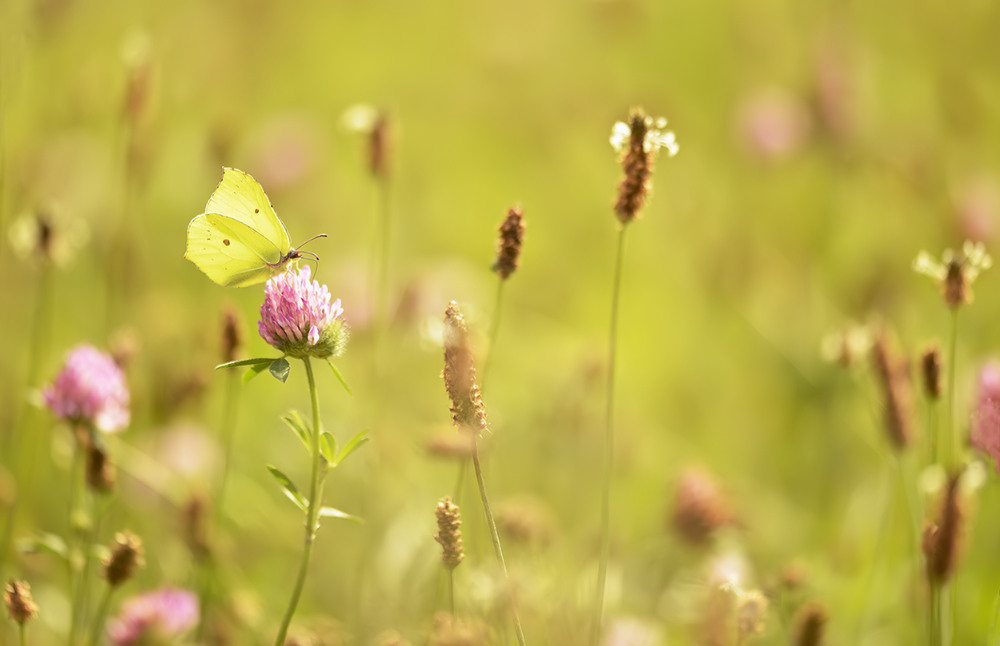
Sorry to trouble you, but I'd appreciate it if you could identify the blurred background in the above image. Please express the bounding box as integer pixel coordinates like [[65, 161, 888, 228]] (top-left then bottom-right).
[[2, 0, 1000, 643]]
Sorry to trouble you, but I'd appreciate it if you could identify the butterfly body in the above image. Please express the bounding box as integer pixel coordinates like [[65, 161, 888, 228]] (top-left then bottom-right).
[[185, 167, 311, 287]]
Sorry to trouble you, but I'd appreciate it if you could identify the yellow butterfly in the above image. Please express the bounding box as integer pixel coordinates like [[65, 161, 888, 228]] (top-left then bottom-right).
[[185, 167, 324, 287]]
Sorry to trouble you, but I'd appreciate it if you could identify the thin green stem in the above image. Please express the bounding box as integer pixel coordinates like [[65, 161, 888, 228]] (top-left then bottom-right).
[[273, 357, 324, 646], [86, 585, 114, 646], [472, 440, 525, 646], [947, 309, 958, 467], [945, 308, 959, 645], [68, 432, 88, 646], [19, 623, 26, 646], [594, 225, 627, 645]]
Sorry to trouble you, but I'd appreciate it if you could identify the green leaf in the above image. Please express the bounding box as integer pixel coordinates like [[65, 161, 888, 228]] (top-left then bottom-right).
[[281, 411, 311, 455], [326, 360, 352, 395], [318, 506, 364, 524], [266, 465, 306, 511], [243, 361, 271, 384], [320, 431, 337, 464], [18, 532, 69, 559], [216, 357, 274, 371], [270, 357, 291, 383], [335, 429, 369, 466]]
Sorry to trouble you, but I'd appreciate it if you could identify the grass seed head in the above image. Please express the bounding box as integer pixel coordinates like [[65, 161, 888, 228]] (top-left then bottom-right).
[[104, 531, 145, 588], [493, 207, 525, 280], [442, 302, 488, 436], [4, 580, 38, 626], [434, 497, 465, 571]]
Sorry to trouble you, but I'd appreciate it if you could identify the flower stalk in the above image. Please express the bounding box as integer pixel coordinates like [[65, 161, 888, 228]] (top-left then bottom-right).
[[273, 357, 324, 646]]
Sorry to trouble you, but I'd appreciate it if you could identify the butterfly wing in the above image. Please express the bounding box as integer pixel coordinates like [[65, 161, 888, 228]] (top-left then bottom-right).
[[204, 167, 292, 257], [185, 213, 292, 287]]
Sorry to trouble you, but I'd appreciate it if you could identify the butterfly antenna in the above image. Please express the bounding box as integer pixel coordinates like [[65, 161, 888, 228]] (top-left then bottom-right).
[[297, 233, 328, 249]]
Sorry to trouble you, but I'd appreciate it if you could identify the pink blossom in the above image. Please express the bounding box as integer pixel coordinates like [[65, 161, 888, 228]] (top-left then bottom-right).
[[258, 266, 347, 358], [736, 88, 812, 161], [108, 588, 198, 645], [971, 361, 1000, 471], [43, 345, 129, 432]]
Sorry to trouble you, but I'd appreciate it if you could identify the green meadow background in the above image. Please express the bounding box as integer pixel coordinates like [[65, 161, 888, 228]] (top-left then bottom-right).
[[2, 0, 1000, 643]]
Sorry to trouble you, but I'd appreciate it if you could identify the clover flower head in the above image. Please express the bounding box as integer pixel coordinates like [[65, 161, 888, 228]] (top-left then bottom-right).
[[972, 361, 1000, 472], [43, 345, 130, 433], [258, 266, 348, 359], [108, 588, 198, 646], [914, 241, 992, 308]]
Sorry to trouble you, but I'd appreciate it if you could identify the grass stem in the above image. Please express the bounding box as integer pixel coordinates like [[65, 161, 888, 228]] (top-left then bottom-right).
[[472, 439, 525, 646], [594, 225, 628, 644]]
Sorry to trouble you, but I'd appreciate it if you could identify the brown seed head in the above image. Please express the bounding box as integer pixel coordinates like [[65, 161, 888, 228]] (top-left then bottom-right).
[[492, 207, 525, 280], [442, 302, 488, 436], [103, 531, 145, 587], [221, 305, 243, 364], [944, 258, 968, 309], [921, 345, 942, 400], [923, 472, 964, 584], [182, 494, 211, 561], [4, 580, 38, 625], [85, 443, 116, 494], [671, 469, 732, 545], [370, 112, 390, 179], [434, 497, 465, 571], [122, 34, 153, 125], [870, 329, 915, 450], [793, 602, 828, 646], [736, 590, 768, 638], [614, 110, 653, 225]]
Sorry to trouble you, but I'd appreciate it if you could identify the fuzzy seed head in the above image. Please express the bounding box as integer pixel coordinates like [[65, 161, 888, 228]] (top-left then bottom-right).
[[921, 346, 942, 400], [611, 108, 678, 225], [104, 531, 145, 588], [671, 469, 732, 545], [370, 113, 390, 178], [442, 302, 488, 436], [914, 241, 992, 309], [923, 473, 964, 584], [86, 443, 116, 494], [182, 494, 211, 561], [793, 603, 828, 646], [4, 580, 38, 625], [870, 330, 915, 450], [492, 207, 525, 280], [736, 590, 768, 638], [221, 306, 243, 364], [434, 497, 465, 570]]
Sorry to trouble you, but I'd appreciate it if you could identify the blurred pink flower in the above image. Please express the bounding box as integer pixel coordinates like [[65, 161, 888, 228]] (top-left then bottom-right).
[[258, 266, 347, 358], [108, 588, 198, 645], [954, 175, 999, 243], [737, 88, 812, 161], [43, 345, 129, 432], [971, 361, 1000, 471]]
